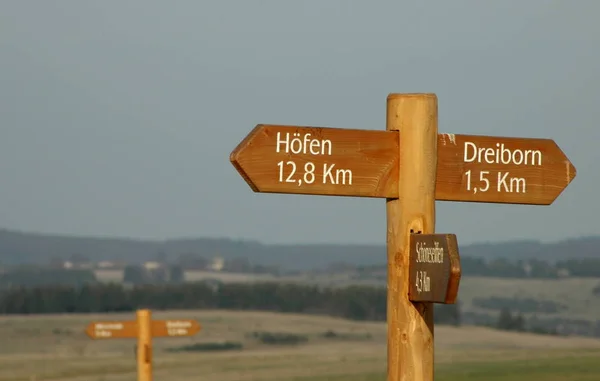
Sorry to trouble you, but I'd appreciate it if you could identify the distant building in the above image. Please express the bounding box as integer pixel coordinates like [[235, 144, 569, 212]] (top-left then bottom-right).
[[97, 261, 116, 269], [209, 257, 224, 272], [62, 255, 93, 269], [143, 261, 162, 270]]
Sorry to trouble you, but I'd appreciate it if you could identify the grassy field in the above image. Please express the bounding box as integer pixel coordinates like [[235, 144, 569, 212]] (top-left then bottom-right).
[[458, 276, 600, 322], [1, 309, 599, 381]]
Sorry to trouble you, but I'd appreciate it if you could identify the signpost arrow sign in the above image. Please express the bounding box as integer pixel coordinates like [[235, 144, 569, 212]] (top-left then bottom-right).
[[230, 124, 398, 198], [408, 233, 461, 304], [436, 134, 577, 205], [230, 125, 576, 205]]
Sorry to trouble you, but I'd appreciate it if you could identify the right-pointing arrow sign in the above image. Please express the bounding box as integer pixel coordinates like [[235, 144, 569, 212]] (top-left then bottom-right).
[[436, 133, 577, 205]]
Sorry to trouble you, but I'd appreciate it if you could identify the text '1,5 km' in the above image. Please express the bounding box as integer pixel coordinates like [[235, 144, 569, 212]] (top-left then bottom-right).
[[230, 125, 576, 205]]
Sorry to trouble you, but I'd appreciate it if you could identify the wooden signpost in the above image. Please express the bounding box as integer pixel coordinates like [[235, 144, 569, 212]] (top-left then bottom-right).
[[230, 93, 576, 381], [86, 309, 201, 381]]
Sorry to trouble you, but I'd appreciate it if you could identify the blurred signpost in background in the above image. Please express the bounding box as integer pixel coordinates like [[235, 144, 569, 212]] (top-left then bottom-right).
[[86, 309, 201, 381]]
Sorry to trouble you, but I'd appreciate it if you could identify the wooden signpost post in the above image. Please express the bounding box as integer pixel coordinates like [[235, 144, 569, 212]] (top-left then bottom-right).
[[85, 309, 201, 381], [230, 93, 576, 381]]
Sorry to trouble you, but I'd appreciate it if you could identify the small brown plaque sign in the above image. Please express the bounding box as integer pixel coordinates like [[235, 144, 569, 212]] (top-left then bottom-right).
[[408, 233, 461, 304]]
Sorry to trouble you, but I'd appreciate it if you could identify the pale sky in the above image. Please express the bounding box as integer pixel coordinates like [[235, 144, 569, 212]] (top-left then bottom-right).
[[0, 1, 598, 246]]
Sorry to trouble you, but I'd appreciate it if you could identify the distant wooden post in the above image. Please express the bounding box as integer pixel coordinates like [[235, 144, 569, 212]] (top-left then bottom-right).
[[229, 92, 577, 381], [85, 309, 202, 381], [137, 309, 152, 381], [386, 94, 437, 381]]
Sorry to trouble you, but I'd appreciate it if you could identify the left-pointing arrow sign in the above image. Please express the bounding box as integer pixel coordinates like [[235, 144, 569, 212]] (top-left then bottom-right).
[[230, 124, 399, 198]]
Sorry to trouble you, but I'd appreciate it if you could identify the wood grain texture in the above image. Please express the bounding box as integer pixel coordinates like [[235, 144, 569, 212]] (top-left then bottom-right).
[[230, 124, 398, 197], [408, 234, 461, 304], [386, 93, 437, 381], [137, 309, 152, 381], [231, 128, 576, 205], [436, 133, 576, 205], [445, 233, 461, 304]]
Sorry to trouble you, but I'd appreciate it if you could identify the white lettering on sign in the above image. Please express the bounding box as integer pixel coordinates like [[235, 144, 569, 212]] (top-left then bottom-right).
[[415, 270, 431, 293], [165, 320, 192, 336], [166, 321, 192, 328], [168, 328, 188, 336], [275, 132, 353, 187], [465, 170, 527, 194], [462, 142, 538, 195], [415, 241, 444, 264], [95, 323, 123, 330], [322, 164, 353, 185], [95, 330, 113, 337], [276, 132, 332, 156], [463, 142, 542, 166]]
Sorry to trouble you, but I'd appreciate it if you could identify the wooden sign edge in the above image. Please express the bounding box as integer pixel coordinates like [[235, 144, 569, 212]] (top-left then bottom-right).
[[230, 124, 262, 192], [443, 234, 461, 304]]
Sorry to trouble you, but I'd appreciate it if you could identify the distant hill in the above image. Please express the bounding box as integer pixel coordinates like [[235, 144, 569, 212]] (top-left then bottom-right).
[[0, 228, 598, 270]]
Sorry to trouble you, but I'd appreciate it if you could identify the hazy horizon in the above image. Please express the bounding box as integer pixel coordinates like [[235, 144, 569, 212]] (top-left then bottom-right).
[[1, 225, 597, 247]]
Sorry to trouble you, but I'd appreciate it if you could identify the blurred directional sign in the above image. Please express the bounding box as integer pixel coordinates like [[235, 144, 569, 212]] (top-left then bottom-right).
[[86, 321, 137, 339], [85, 319, 201, 339], [151, 320, 201, 337]]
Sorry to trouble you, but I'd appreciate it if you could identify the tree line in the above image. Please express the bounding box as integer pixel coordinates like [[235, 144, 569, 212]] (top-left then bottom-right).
[[453, 257, 600, 278], [0, 281, 461, 325], [1, 279, 594, 337]]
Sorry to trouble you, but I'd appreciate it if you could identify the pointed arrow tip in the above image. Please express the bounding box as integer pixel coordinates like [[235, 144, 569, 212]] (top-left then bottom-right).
[[85, 324, 95, 338], [230, 125, 263, 193], [555, 140, 577, 184], [568, 160, 577, 183]]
